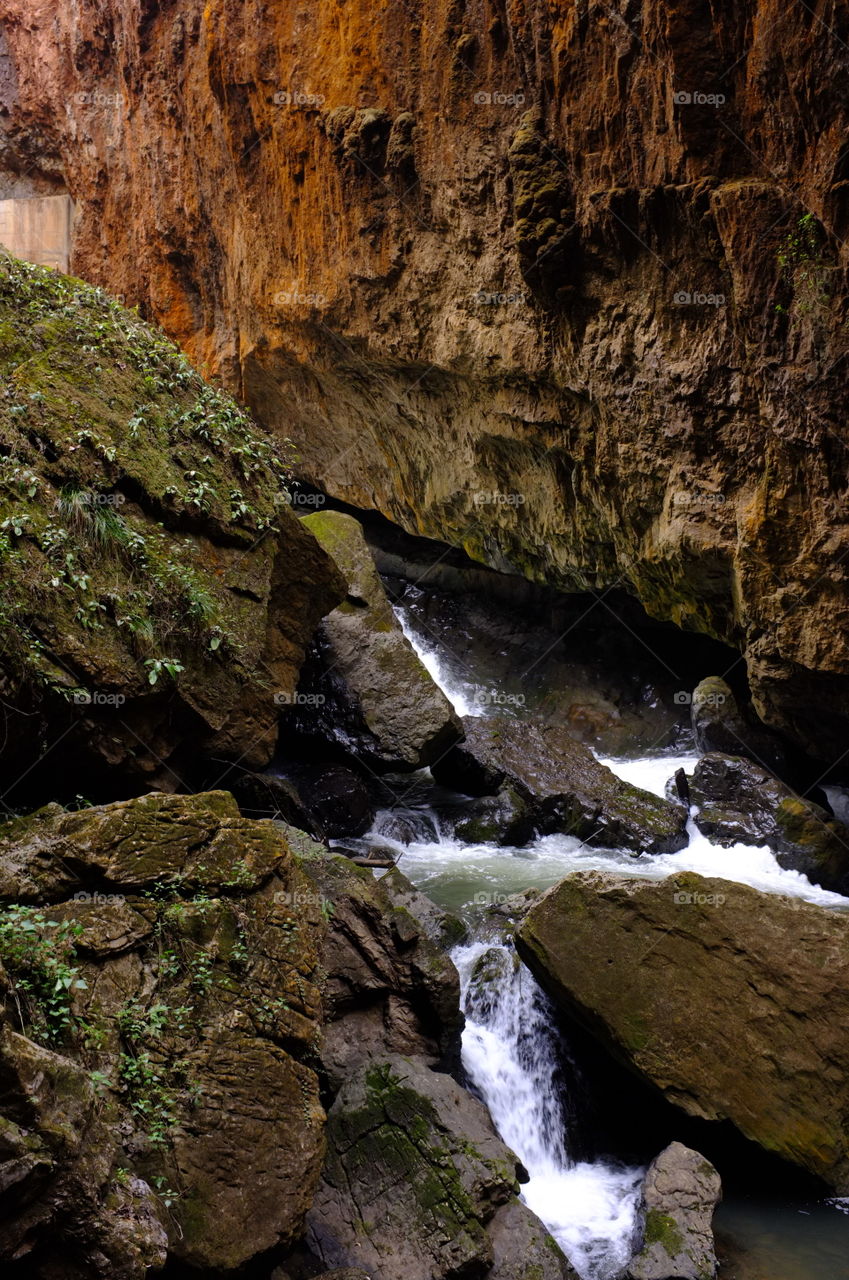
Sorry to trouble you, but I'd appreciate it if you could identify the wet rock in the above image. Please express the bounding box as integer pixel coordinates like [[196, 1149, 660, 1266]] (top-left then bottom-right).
[[307, 1054, 567, 1280], [688, 752, 849, 892], [299, 852, 463, 1092], [379, 865, 467, 949], [432, 717, 688, 854], [488, 1198, 579, 1279], [690, 679, 785, 775], [292, 511, 462, 770], [517, 870, 849, 1190], [0, 792, 327, 1274], [450, 785, 534, 846], [626, 1142, 721, 1280]]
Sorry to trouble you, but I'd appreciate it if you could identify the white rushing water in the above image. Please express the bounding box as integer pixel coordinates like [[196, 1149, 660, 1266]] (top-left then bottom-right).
[[454, 940, 643, 1279], [385, 604, 849, 1278]]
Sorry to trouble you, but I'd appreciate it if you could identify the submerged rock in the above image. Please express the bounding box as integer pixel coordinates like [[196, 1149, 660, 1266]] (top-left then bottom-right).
[[291, 510, 462, 770], [688, 752, 849, 892], [306, 1054, 577, 1280], [626, 1142, 721, 1280], [432, 717, 688, 853], [517, 870, 849, 1190]]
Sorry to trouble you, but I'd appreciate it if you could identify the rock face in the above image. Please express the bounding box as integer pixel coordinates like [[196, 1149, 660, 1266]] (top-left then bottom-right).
[[289, 510, 462, 770], [626, 1143, 721, 1280], [517, 870, 849, 1191], [688, 752, 849, 892], [298, 844, 463, 1092], [432, 717, 688, 853], [689, 677, 785, 775], [2, 0, 849, 762], [0, 790, 327, 1276], [0, 255, 344, 800], [307, 1054, 578, 1280]]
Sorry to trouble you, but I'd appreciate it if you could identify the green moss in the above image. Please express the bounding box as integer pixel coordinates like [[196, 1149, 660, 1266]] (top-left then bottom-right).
[[644, 1208, 684, 1256], [0, 251, 296, 691]]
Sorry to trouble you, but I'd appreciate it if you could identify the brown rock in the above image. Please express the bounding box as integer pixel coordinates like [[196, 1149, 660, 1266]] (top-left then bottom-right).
[[1, 2, 848, 762], [517, 870, 849, 1191]]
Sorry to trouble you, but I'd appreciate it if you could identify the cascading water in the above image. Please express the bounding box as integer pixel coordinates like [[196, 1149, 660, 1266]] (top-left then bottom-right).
[[375, 590, 849, 1278], [454, 940, 643, 1279]]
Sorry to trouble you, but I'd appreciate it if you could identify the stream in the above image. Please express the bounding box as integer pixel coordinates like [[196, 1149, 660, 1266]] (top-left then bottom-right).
[[339, 586, 849, 1280]]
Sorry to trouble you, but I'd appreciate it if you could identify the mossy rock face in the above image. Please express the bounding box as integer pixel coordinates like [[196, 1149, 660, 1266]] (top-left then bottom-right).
[[308, 1054, 572, 1280], [0, 254, 344, 800], [518, 871, 849, 1191], [432, 716, 688, 854], [688, 752, 849, 892], [0, 790, 327, 1274]]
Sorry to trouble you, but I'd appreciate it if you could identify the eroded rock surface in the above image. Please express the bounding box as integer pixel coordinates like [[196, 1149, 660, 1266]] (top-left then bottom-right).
[[626, 1142, 721, 1280], [0, 791, 327, 1276], [517, 870, 849, 1190], [688, 752, 849, 892], [306, 1054, 577, 1280], [288, 510, 462, 770], [1, 1, 848, 760], [432, 716, 688, 853]]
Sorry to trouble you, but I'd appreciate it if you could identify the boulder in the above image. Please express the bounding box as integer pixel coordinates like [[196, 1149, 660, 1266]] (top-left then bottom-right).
[[626, 1143, 721, 1280], [0, 791, 328, 1275], [306, 1054, 574, 1280], [432, 717, 688, 854], [690, 678, 785, 775], [299, 850, 463, 1092], [290, 511, 462, 770], [0, 257, 345, 802], [688, 753, 849, 891], [517, 870, 849, 1190]]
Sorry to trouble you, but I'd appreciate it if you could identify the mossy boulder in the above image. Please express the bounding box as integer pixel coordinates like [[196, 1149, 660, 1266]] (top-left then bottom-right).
[[626, 1143, 721, 1280], [432, 716, 688, 853], [0, 254, 344, 801], [688, 752, 849, 891], [290, 510, 462, 770], [0, 790, 327, 1275], [307, 1054, 575, 1280], [517, 870, 849, 1190]]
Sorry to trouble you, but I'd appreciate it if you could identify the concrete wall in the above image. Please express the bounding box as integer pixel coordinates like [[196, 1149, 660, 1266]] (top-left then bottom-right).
[[0, 194, 72, 271]]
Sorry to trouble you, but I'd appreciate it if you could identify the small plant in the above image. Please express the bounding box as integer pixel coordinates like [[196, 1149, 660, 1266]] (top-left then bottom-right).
[[144, 657, 185, 685], [0, 905, 87, 1044]]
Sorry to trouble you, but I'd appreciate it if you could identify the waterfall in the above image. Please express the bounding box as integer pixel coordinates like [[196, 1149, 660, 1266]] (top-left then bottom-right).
[[454, 940, 643, 1280]]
